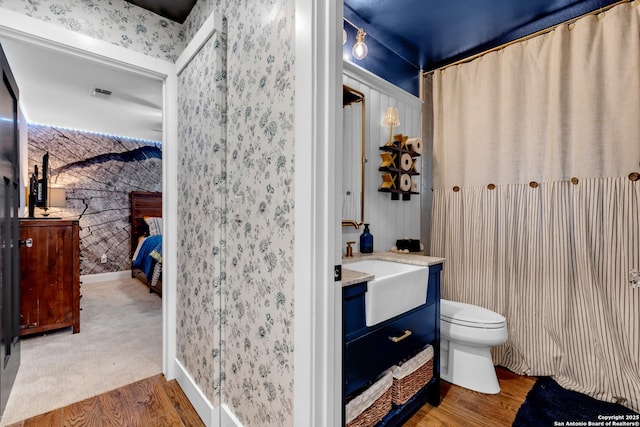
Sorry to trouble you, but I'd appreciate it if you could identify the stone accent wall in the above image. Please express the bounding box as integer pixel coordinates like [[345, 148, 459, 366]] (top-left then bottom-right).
[[27, 124, 162, 275]]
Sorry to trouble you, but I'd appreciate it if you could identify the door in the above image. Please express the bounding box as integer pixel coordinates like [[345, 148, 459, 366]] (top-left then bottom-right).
[[0, 42, 21, 417]]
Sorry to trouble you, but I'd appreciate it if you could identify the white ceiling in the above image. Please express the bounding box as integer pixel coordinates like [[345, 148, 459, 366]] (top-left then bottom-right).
[[1, 37, 163, 142]]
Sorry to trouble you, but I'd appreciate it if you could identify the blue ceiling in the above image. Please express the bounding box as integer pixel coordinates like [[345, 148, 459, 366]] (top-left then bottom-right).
[[344, 0, 621, 72]]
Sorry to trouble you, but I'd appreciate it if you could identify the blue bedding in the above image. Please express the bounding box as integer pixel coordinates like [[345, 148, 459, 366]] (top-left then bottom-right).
[[133, 235, 162, 279]]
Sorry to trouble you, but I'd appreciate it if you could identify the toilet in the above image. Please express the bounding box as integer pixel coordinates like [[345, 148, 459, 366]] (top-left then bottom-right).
[[440, 299, 508, 394]]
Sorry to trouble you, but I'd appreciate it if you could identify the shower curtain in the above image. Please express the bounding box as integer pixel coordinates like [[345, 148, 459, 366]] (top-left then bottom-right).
[[431, 2, 640, 411]]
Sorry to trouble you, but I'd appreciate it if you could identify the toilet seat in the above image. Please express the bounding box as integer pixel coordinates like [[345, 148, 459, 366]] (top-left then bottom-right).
[[439, 299, 509, 394], [441, 300, 506, 329]]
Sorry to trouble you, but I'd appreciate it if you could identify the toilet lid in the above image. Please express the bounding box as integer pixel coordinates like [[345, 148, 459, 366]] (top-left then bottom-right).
[[441, 299, 506, 329]]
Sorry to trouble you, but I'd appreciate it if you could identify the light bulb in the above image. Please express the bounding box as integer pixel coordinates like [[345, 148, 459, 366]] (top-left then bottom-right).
[[352, 41, 368, 60], [352, 28, 368, 60], [343, 29, 347, 45]]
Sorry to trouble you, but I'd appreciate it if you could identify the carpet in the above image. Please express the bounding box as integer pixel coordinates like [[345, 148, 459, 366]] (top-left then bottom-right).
[[513, 377, 639, 426], [0, 278, 162, 426]]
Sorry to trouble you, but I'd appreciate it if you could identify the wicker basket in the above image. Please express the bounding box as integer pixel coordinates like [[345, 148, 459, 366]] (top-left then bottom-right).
[[346, 371, 393, 427], [391, 345, 434, 405]]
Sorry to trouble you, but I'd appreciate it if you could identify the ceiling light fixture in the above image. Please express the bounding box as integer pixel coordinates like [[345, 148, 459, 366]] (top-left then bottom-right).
[[343, 18, 368, 60]]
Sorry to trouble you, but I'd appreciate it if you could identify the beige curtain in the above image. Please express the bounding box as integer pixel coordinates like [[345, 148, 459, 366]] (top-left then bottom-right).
[[431, 2, 640, 411]]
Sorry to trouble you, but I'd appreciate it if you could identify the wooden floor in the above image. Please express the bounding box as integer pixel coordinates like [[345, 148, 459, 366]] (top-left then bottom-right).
[[406, 367, 537, 426], [10, 367, 535, 427], [6, 374, 205, 427]]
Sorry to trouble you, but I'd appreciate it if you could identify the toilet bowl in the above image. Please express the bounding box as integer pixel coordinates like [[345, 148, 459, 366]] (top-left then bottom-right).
[[440, 299, 508, 394]]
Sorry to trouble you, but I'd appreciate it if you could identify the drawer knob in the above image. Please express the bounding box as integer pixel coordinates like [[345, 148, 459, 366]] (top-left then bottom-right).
[[389, 329, 412, 343]]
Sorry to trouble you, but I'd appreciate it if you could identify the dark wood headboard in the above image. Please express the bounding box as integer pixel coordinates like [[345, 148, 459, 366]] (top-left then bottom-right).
[[130, 191, 162, 256]]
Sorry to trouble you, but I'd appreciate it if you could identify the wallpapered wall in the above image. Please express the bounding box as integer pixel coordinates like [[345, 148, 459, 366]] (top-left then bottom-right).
[[176, 31, 225, 408], [0, 0, 185, 62], [182, 1, 296, 425], [8, 0, 298, 424], [27, 124, 162, 275]]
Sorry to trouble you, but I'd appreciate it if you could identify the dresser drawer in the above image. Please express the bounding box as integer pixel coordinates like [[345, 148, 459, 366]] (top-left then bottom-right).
[[19, 219, 80, 336], [344, 303, 436, 397]]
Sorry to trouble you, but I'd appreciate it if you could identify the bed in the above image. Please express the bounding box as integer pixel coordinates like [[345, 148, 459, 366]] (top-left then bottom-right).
[[130, 191, 163, 297]]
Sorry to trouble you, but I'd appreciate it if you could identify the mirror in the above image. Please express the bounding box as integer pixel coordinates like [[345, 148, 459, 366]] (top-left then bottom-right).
[[342, 85, 365, 228]]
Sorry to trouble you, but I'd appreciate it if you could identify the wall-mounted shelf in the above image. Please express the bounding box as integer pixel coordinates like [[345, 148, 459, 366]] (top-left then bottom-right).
[[378, 187, 420, 201], [378, 140, 420, 200]]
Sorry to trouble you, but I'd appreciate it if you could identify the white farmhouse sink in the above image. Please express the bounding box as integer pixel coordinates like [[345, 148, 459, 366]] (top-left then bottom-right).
[[346, 259, 429, 327]]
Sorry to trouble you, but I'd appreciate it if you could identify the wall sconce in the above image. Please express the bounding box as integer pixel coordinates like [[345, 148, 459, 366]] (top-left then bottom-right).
[[352, 28, 368, 60], [383, 107, 400, 145], [344, 17, 368, 60]]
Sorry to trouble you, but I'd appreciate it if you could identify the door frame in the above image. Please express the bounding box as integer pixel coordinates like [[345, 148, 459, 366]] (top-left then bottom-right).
[[1, 3, 341, 425], [293, 0, 342, 426], [0, 9, 178, 379]]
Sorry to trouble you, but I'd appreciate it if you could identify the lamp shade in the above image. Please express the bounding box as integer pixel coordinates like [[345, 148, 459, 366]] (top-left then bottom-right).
[[383, 107, 400, 128], [48, 186, 66, 208]]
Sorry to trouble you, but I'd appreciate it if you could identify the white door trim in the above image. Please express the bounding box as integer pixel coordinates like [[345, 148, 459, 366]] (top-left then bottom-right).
[[170, 12, 223, 426], [294, 0, 342, 425], [0, 6, 177, 380]]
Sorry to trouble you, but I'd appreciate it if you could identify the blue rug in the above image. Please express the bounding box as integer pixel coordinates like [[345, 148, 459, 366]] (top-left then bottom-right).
[[513, 377, 639, 426]]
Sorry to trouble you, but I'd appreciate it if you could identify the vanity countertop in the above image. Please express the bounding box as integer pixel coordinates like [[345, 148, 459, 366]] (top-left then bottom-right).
[[341, 251, 445, 287], [342, 268, 375, 286]]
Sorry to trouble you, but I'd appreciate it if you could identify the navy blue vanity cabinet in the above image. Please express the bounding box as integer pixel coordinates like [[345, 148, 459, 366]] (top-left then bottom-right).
[[343, 263, 442, 426]]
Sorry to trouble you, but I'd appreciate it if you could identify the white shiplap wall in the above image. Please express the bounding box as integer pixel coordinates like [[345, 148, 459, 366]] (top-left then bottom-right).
[[342, 62, 423, 254]]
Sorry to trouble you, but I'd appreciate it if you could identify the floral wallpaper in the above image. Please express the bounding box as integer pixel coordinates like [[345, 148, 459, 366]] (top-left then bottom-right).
[[0, 0, 185, 62], [176, 31, 225, 404], [183, 1, 296, 425], [224, 2, 295, 425], [6, 0, 298, 424]]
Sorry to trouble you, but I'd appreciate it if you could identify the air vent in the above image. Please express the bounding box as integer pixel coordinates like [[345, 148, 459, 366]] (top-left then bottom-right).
[[91, 87, 112, 97]]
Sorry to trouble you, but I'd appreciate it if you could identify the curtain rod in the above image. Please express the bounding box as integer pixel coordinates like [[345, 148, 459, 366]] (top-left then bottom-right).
[[424, 0, 633, 74], [343, 17, 359, 30]]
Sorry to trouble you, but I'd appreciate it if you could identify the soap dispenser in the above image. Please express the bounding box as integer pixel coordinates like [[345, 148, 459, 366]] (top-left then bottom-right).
[[360, 223, 374, 253]]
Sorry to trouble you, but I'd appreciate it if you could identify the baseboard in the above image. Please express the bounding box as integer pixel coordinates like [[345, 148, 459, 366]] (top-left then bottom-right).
[[80, 270, 132, 284], [174, 359, 216, 426], [173, 359, 244, 427], [221, 404, 243, 427]]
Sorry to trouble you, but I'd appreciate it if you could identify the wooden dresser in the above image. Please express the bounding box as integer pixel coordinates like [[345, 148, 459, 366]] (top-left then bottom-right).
[[19, 219, 80, 336]]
